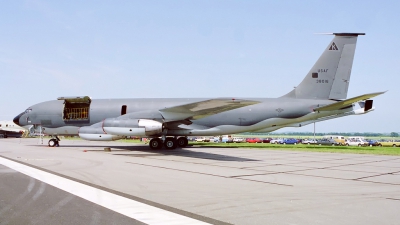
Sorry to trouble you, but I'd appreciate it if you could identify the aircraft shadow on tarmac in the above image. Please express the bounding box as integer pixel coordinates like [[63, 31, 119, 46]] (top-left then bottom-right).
[[46, 144, 258, 162]]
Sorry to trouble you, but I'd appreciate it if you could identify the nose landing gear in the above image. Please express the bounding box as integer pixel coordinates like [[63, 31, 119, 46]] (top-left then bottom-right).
[[48, 136, 60, 147]]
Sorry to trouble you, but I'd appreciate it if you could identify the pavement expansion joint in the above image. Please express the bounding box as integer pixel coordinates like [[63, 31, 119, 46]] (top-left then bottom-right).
[[229, 172, 279, 178], [125, 162, 229, 178], [355, 171, 400, 180], [234, 177, 293, 187]]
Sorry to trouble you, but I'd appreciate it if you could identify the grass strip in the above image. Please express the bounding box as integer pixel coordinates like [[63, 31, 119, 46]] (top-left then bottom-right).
[[190, 142, 400, 156]]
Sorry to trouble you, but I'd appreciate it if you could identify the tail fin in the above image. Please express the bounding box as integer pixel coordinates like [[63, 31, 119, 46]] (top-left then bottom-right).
[[282, 33, 365, 100]]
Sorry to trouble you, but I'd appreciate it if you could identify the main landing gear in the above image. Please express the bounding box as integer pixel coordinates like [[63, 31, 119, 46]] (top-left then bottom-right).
[[48, 136, 60, 147], [149, 137, 189, 150]]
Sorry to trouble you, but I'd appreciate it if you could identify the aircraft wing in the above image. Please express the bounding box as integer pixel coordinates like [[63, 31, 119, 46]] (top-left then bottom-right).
[[159, 98, 260, 122], [313, 91, 386, 112]]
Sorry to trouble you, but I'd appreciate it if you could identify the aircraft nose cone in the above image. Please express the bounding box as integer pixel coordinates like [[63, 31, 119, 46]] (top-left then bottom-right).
[[13, 114, 21, 126]]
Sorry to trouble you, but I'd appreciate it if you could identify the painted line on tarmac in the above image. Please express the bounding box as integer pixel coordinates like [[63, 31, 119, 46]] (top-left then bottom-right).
[[0, 157, 210, 225]]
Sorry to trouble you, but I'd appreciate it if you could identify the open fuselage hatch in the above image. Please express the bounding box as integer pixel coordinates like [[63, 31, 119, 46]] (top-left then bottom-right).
[[58, 96, 91, 121]]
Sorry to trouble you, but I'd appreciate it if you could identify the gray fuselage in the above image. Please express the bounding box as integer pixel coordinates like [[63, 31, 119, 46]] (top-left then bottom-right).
[[15, 97, 342, 136]]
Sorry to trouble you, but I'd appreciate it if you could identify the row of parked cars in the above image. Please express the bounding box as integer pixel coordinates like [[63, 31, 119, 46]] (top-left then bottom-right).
[[269, 137, 400, 147], [303, 137, 400, 147], [192, 136, 400, 147]]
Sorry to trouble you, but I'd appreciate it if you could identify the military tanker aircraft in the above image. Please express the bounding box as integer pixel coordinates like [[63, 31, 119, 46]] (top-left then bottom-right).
[[13, 33, 385, 149]]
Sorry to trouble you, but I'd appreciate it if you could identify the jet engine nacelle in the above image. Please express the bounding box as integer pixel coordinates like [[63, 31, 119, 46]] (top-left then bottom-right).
[[102, 118, 163, 136], [79, 133, 123, 141], [138, 119, 164, 135], [79, 122, 123, 141]]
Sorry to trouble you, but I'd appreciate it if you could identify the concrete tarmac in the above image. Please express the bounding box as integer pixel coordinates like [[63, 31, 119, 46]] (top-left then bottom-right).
[[1, 138, 400, 225]]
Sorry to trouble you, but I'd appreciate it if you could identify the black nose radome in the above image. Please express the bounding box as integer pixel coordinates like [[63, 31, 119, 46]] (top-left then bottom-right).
[[13, 114, 21, 126]]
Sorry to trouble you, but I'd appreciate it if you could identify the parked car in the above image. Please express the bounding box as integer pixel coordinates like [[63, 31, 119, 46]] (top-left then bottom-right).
[[366, 139, 382, 147], [262, 138, 272, 143], [323, 135, 346, 145], [196, 137, 209, 142], [209, 137, 220, 143], [379, 140, 400, 147], [246, 138, 262, 143], [317, 138, 341, 146], [302, 139, 317, 145], [221, 136, 230, 143], [232, 137, 244, 143], [270, 139, 284, 144], [187, 137, 193, 142], [283, 138, 298, 145], [226, 138, 234, 143], [345, 138, 368, 146]]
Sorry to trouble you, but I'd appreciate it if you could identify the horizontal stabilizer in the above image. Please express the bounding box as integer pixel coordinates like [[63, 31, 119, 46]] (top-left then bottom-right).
[[160, 98, 260, 121], [314, 91, 386, 112]]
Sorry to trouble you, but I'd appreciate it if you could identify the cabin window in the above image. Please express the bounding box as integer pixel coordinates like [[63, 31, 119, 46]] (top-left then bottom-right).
[[121, 105, 127, 115], [312, 73, 318, 78]]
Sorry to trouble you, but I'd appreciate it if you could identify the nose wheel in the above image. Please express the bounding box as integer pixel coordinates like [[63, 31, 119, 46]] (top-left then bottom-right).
[[48, 136, 60, 147]]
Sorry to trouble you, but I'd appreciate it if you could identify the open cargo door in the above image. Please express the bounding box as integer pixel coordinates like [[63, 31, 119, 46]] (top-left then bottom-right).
[[58, 96, 91, 121]]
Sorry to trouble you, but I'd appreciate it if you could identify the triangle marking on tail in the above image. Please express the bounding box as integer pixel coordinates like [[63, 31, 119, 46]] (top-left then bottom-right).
[[329, 42, 339, 51]]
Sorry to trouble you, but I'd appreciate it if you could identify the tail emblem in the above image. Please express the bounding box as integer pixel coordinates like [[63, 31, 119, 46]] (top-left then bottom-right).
[[329, 42, 339, 51]]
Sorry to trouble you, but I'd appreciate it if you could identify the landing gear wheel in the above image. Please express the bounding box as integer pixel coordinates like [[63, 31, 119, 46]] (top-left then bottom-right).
[[177, 137, 188, 147], [149, 138, 162, 150], [48, 139, 57, 147], [164, 137, 177, 149]]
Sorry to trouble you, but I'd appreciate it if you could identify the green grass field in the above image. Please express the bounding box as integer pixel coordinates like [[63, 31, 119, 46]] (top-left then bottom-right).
[[190, 142, 400, 156]]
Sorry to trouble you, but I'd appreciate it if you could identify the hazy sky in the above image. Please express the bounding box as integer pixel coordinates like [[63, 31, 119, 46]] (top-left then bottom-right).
[[1, 0, 399, 133]]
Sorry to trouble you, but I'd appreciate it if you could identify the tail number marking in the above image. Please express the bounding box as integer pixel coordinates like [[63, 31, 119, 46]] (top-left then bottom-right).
[[316, 80, 329, 84]]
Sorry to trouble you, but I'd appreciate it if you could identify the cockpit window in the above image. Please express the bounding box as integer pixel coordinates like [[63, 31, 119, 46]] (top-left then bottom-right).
[[25, 109, 32, 113]]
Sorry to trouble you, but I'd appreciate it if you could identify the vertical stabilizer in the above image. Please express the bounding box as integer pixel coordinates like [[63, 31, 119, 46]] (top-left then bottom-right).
[[282, 33, 364, 100]]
